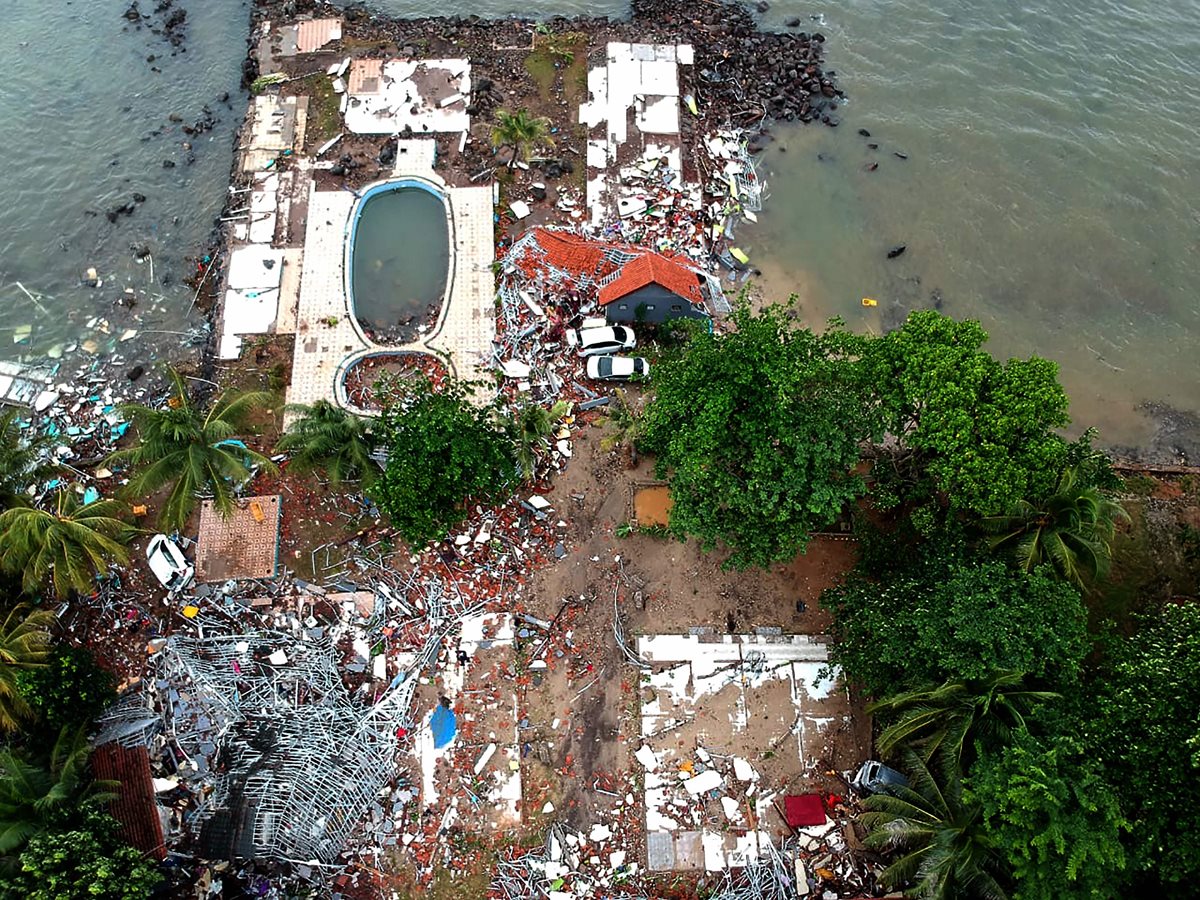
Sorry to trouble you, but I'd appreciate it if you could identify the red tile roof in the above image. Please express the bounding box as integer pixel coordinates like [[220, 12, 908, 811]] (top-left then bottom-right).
[[598, 252, 704, 307], [532, 229, 611, 280], [91, 744, 166, 861]]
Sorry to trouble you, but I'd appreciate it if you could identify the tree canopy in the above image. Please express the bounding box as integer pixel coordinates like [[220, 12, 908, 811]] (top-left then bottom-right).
[[966, 727, 1127, 900], [638, 304, 880, 569], [370, 379, 514, 547], [822, 551, 1089, 696], [1088, 602, 1200, 891], [865, 311, 1070, 517]]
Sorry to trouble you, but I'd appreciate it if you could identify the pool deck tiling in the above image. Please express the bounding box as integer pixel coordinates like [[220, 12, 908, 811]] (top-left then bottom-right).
[[284, 142, 495, 421]]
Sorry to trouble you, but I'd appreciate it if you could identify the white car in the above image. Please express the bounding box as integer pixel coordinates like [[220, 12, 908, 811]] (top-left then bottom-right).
[[585, 355, 650, 381], [566, 325, 636, 357], [146, 534, 195, 593]]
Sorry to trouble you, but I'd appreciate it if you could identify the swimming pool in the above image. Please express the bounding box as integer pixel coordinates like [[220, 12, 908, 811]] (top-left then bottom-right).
[[346, 179, 451, 343]]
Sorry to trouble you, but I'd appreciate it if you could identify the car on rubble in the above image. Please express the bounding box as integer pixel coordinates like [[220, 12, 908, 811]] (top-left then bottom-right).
[[146, 534, 194, 594], [852, 760, 909, 795], [586, 355, 650, 381], [566, 324, 637, 357]]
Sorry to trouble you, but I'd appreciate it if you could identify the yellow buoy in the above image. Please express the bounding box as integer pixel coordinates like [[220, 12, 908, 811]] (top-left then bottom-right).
[[861, 297, 878, 307]]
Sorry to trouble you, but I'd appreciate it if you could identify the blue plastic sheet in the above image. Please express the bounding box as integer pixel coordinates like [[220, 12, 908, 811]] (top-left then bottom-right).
[[430, 704, 457, 749]]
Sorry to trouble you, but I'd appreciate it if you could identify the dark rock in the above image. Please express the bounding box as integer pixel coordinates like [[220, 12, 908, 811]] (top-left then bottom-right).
[[756, 1, 769, 11], [893, 151, 909, 160], [163, 159, 176, 168], [122, 2, 141, 22], [785, 17, 801, 28], [857, 128, 871, 137], [867, 143, 879, 150], [132, 193, 146, 203], [887, 244, 907, 259], [126, 366, 145, 382]]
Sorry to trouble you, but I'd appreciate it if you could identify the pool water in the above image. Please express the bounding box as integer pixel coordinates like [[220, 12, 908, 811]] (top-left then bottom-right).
[[349, 185, 450, 342]]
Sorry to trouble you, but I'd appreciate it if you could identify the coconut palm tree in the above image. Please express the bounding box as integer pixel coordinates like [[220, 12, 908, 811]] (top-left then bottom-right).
[[0, 605, 53, 733], [870, 671, 1058, 772], [277, 401, 380, 486], [0, 725, 113, 854], [982, 464, 1129, 587], [491, 108, 552, 167], [108, 367, 277, 532], [513, 400, 569, 481], [0, 492, 132, 598], [861, 750, 1009, 900], [0, 410, 58, 510]]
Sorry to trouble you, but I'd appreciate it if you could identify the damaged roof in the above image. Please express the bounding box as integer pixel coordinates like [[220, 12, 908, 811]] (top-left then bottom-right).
[[91, 743, 167, 861]]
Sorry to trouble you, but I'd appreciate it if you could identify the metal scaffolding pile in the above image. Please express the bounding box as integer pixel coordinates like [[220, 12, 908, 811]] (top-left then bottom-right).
[[153, 630, 418, 867], [705, 839, 804, 900]]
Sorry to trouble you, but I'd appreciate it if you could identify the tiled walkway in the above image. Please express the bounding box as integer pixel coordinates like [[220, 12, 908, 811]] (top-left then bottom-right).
[[285, 147, 496, 421]]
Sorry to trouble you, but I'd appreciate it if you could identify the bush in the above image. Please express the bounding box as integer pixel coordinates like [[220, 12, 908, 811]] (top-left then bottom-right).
[[16, 645, 116, 733]]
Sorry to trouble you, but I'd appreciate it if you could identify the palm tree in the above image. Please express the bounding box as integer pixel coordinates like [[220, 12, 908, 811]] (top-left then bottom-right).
[[0, 725, 113, 854], [491, 108, 552, 167], [0, 410, 58, 510], [277, 401, 379, 486], [513, 400, 569, 481], [982, 464, 1129, 587], [870, 671, 1057, 771], [0, 491, 132, 598], [0, 605, 53, 733], [108, 367, 277, 531], [861, 750, 1009, 900]]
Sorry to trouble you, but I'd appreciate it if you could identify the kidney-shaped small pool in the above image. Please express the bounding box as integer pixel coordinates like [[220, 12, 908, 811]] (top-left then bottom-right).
[[348, 180, 450, 342]]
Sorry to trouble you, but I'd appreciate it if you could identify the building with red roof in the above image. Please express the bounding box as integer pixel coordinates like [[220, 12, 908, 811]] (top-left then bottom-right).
[[505, 227, 724, 325]]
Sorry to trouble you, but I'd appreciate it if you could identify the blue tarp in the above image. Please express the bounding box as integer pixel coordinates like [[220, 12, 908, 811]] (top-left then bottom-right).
[[430, 704, 457, 749]]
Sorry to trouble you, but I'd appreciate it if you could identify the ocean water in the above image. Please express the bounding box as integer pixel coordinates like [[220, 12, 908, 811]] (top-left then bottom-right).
[[1, 0, 1196, 457]]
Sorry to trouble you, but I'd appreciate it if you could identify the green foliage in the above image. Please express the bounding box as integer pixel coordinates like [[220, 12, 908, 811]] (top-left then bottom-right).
[[966, 728, 1126, 900], [0, 801, 161, 900], [0, 411, 58, 511], [1090, 602, 1200, 891], [871, 672, 1059, 773], [866, 311, 1070, 517], [822, 553, 1089, 696], [491, 108, 552, 166], [277, 400, 380, 486], [370, 379, 515, 547], [513, 400, 569, 482], [0, 490, 132, 598], [638, 304, 879, 569], [108, 367, 277, 532], [861, 749, 1009, 900], [0, 726, 111, 856], [15, 646, 115, 734], [0, 606, 52, 733], [983, 450, 1129, 587]]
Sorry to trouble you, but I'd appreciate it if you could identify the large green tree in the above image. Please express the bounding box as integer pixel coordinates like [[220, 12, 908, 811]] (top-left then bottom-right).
[[866, 311, 1070, 517], [108, 367, 276, 531], [822, 553, 1089, 696], [1089, 602, 1200, 894], [0, 800, 161, 900], [862, 750, 1009, 900], [15, 645, 115, 735], [871, 671, 1059, 772], [966, 727, 1126, 900], [370, 379, 514, 546], [638, 304, 880, 569], [0, 490, 132, 598], [277, 400, 379, 486]]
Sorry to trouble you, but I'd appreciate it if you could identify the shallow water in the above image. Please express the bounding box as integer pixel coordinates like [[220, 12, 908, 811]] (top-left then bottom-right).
[[350, 186, 450, 334], [2, 0, 1196, 456], [746, 0, 1200, 456]]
